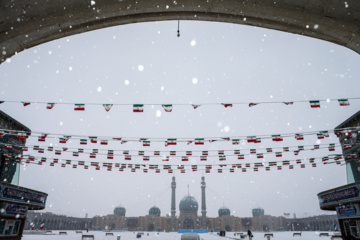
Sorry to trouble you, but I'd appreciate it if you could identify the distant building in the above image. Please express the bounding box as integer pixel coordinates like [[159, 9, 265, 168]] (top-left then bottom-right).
[[252, 208, 265, 217]]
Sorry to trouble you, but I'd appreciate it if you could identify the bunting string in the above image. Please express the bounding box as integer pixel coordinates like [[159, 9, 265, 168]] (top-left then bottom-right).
[[0, 97, 357, 111]]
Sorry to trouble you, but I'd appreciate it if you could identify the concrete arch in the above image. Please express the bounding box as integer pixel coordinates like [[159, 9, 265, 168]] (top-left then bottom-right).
[[1, 0, 360, 64]]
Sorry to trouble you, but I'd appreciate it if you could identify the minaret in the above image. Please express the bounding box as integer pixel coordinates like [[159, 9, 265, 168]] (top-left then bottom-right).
[[201, 176, 207, 229], [171, 176, 176, 231]]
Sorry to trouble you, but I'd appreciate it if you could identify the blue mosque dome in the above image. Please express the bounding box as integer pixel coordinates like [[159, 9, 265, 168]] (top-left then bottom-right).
[[218, 206, 231, 217], [149, 206, 161, 216], [179, 195, 198, 211], [114, 205, 126, 216]]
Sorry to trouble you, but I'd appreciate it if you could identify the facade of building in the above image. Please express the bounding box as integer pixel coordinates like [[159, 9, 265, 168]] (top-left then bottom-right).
[[318, 110, 360, 239], [0, 110, 48, 239]]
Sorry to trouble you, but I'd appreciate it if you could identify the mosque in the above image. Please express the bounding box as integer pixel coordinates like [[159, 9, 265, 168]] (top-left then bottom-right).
[[91, 176, 288, 232]]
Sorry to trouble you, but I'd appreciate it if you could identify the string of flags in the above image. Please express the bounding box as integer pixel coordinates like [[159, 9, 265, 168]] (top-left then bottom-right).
[[1, 127, 359, 146], [0, 97, 356, 112]]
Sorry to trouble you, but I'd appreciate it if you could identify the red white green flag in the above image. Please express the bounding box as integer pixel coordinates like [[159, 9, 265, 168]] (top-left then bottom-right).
[[107, 154, 114, 160], [246, 163, 251, 168], [91, 162, 99, 167], [181, 169, 185, 173], [143, 169, 148, 173], [50, 162, 55, 166], [282, 161, 290, 165], [298, 146, 304, 151], [143, 156, 150, 161], [143, 141, 150, 147], [21, 146, 28, 152], [103, 104, 113, 112], [257, 153, 263, 159], [309, 158, 315, 163], [312, 163, 317, 167], [191, 165, 197, 170], [301, 164, 305, 168], [218, 150, 224, 155], [61, 163, 66, 167], [250, 149, 256, 154], [266, 148, 272, 153], [167, 138, 177, 145], [186, 151, 192, 156], [222, 103, 232, 108], [317, 133, 324, 139], [162, 104, 173, 112], [277, 166, 282, 170], [192, 104, 201, 109], [255, 162, 264, 167], [101, 140, 108, 145], [89, 136, 97, 143], [73, 164, 77, 169], [238, 155, 244, 159], [154, 151, 160, 155], [170, 151, 176, 156], [249, 103, 258, 107], [272, 135, 283, 142], [80, 139, 87, 145], [46, 103, 55, 110], [182, 156, 189, 161], [283, 147, 289, 152], [74, 104, 85, 111], [309, 100, 320, 108], [242, 168, 247, 172], [138, 151, 144, 156], [133, 104, 144, 112], [269, 162, 277, 166], [90, 153, 96, 158], [296, 159, 302, 164], [289, 165, 294, 169], [232, 139, 240, 145], [162, 156, 169, 161], [206, 165, 212, 169], [338, 99, 350, 106], [314, 145, 320, 150], [92, 149, 98, 153], [255, 138, 261, 143], [266, 167, 270, 171], [322, 156, 329, 162], [234, 149, 240, 155], [195, 138, 204, 145], [62, 147, 68, 151], [123, 150, 129, 155], [53, 159, 59, 163], [78, 161, 85, 165], [66, 160, 71, 164], [218, 169, 223, 173], [156, 169, 160, 173], [202, 151, 208, 156], [17, 132, 27, 141], [22, 102, 30, 107], [125, 155, 131, 160], [247, 136, 257, 143], [295, 134, 304, 140], [230, 168, 235, 173], [219, 155, 226, 161], [294, 150, 299, 156], [321, 131, 330, 137], [253, 168, 258, 172], [41, 157, 46, 162], [178, 165, 185, 169], [55, 150, 61, 155]]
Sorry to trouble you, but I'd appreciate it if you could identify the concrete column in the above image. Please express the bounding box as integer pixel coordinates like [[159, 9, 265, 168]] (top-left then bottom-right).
[[201, 176, 207, 229], [171, 176, 176, 231]]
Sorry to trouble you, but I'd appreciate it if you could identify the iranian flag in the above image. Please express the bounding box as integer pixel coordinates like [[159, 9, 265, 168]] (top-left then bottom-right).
[[96, 166, 100, 170], [283, 102, 294, 105], [245, 163, 251, 168], [170, 151, 176, 156], [40, 222, 45, 230], [309, 158, 315, 163], [121, 164, 126, 168], [48, 147, 54, 152], [50, 162, 55, 166], [62, 147, 68, 151], [61, 164, 66, 167], [74, 104, 85, 111], [217, 150, 224, 155], [202, 151, 208, 156], [322, 157, 329, 162], [90, 153, 96, 158], [167, 138, 177, 145], [80, 139, 87, 145], [178, 165, 185, 169], [154, 151, 160, 155], [282, 161, 290, 165], [309, 100, 320, 108], [298, 146, 304, 151], [312, 163, 317, 167], [257, 153, 263, 159], [255, 138, 261, 143], [66, 160, 71, 164], [314, 145, 320, 150], [133, 104, 144, 112], [195, 138, 204, 145], [234, 149, 240, 155], [250, 149, 256, 154], [219, 155, 226, 161], [107, 150, 114, 155], [230, 168, 235, 173], [266, 148, 272, 153], [73, 164, 78, 169], [329, 143, 335, 151], [191, 165, 197, 170], [5, 144, 13, 150], [181, 169, 185, 173], [232, 139, 240, 145], [45, 102, 55, 110], [113, 137, 122, 141], [92, 148, 99, 153], [103, 104, 113, 112], [283, 147, 289, 152], [247, 136, 257, 143], [115, 163, 120, 168], [206, 169, 211, 173], [125, 155, 131, 160], [107, 167, 112, 171], [344, 143, 352, 149], [222, 103, 233, 108], [321, 131, 330, 137], [91, 162, 99, 166], [266, 167, 270, 171], [162, 104, 173, 112], [269, 162, 277, 166], [162, 156, 169, 161], [59, 138, 68, 144], [236, 164, 242, 168], [123, 150, 129, 155], [186, 151, 192, 156], [89, 136, 97, 143], [238, 155, 244, 159], [78, 161, 85, 166], [107, 154, 114, 160], [206, 165, 212, 169], [317, 133, 324, 139], [22, 102, 31, 107], [338, 99, 350, 106], [53, 159, 59, 163], [143, 141, 150, 147], [249, 103, 258, 107], [272, 135, 283, 142], [139, 151, 145, 156], [143, 156, 150, 161], [242, 168, 247, 172], [101, 140, 108, 145], [55, 150, 61, 155], [253, 168, 258, 172], [296, 159, 301, 164], [182, 156, 188, 161], [192, 104, 201, 109], [41, 157, 46, 162], [255, 162, 264, 167], [277, 166, 282, 170], [301, 164, 305, 168], [17, 132, 27, 141], [295, 134, 304, 140], [168, 169, 173, 173], [289, 165, 294, 169], [334, 155, 342, 160], [143, 169, 148, 173], [156, 169, 160, 173], [294, 151, 299, 156], [218, 169, 223, 173], [135, 164, 140, 169], [21, 146, 28, 152]]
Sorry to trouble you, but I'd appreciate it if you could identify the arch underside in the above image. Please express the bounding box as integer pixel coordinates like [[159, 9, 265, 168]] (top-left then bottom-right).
[[0, 0, 360, 63]]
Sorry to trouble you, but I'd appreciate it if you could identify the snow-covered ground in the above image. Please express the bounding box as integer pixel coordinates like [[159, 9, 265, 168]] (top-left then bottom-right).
[[22, 231, 340, 240]]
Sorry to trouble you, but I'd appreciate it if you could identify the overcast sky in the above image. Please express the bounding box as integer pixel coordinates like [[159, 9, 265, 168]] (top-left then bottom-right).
[[1, 20, 360, 219]]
